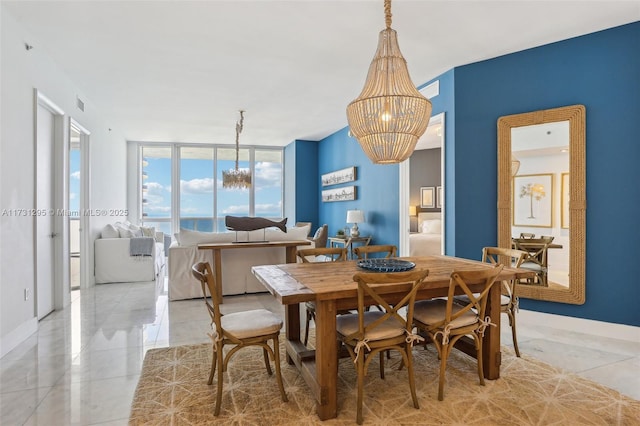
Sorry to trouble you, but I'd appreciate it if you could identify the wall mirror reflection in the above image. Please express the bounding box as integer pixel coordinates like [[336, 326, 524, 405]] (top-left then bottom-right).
[[497, 105, 586, 304]]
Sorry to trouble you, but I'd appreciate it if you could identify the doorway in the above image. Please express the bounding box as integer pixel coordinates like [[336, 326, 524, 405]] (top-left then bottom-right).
[[68, 119, 90, 290], [35, 91, 65, 319], [399, 112, 445, 256]]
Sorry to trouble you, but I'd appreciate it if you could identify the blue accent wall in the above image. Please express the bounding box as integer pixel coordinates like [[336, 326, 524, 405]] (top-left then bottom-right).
[[451, 22, 640, 325], [317, 128, 399, 247], [284, 140, 319, 230]]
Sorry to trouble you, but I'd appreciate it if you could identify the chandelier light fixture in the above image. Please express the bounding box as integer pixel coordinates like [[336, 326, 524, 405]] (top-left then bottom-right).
[[222, 110, 252, 189], [346, 0, 432, 164]]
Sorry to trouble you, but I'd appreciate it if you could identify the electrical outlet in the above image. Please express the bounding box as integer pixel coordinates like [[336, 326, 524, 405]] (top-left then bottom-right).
[[24, 288, 29, 301]]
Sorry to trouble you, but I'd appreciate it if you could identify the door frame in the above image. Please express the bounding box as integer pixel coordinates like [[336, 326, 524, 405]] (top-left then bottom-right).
[[399, 112, 446, 256], [35, 89, 68, 314], [69, 117, 91, 289]]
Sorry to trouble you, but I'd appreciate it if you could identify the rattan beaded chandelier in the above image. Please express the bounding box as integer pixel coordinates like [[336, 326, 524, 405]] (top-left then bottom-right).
[[222, 110, 252, 189], [346, 0, 432, 164]]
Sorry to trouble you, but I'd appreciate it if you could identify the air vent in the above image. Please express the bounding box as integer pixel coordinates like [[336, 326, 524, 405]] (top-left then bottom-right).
[[76, 97, 85, 112], [419, 80, 440, 100]]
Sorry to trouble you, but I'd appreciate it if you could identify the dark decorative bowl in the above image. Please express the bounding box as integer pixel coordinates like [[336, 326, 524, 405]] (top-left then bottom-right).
[[356, 258, 416, 272]]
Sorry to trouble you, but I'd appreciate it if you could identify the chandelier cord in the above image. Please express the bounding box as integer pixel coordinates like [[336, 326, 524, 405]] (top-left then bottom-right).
[[384, 0, 392, 29], [234, 110, 244, 171]]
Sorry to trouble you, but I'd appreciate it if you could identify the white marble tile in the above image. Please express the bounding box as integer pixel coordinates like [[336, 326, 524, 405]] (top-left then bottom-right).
[[578, 355, 640, 400], [0, 353, 70, 392], [22, 375, 140, 426], [0, 387, 51, 426], [65, 347, 146, 383]]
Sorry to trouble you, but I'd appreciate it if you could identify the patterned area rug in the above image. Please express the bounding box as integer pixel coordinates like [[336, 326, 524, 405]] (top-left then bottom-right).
[[130, 338, 639, 425]]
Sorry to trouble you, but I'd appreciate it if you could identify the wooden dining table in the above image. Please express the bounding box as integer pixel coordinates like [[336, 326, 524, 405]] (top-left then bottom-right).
[[252, 255, 535, 420]]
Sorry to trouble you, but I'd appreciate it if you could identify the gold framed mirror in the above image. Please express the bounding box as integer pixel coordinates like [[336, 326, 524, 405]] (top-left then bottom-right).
[[497, 105, 585, 304]]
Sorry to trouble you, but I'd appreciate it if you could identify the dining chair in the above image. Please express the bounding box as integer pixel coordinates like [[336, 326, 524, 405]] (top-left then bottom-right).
[[191, 262, 287, 416], [512, 236, 554, 286], [413, 264, 504, 400], [337, 269, 430, 424], [454, 247, 527, 357], [519, 232, 536, 239], [353, 244, 397, 259], [297, 247, 348, 346]]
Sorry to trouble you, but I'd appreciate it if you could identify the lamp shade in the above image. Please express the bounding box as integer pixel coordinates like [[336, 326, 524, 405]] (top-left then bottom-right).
[[346, 210, 365, 224], [409, 205, 417, 216]]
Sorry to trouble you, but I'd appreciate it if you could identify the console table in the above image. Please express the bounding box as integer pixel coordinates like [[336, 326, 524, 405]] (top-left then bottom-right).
[[197, 240, 310, 301], [328, 236, 371, 259]]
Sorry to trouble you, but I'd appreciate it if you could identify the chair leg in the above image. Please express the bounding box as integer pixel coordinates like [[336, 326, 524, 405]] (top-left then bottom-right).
[[379, 351, 385, 379], [437, 343, 450, 401], [214, 349, 224, 416], [476, 336, 485, 387], [208, 346, 217, 385], [304, 309, 314, 346], [272, 336, 288, 402], [263, 347, 273, 375], [509, 309, 521, 357], [405, 345, 419, 409], [356, 353, 365, 425]]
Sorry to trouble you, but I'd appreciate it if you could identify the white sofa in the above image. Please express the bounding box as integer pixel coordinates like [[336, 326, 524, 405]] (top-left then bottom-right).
[[95, 222, 167, 284], [168, 225, 311, 301]]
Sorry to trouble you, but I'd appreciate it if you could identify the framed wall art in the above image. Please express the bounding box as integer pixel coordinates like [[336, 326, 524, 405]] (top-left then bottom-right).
[[420, 186, 435, 208], [436, 186, 443, 208], [322, 186, 356, 202], [513, 173, 553, 227], [321, 167, 356, 187]]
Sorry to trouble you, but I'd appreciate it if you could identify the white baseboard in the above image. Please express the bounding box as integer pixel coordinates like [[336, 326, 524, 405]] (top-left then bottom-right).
[[518, 309, 640, 342], [0, 316, 38, 358]]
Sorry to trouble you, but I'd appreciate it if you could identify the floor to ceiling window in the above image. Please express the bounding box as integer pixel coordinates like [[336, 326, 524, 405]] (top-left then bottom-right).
[[137, 144, 283, 236], [140, 146, 173, 235]]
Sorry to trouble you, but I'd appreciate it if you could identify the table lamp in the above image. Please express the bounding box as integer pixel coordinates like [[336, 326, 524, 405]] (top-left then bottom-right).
[[346, 209, 365, 237]]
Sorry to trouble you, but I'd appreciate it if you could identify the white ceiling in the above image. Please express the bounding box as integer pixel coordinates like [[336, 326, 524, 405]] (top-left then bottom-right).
[[3, 1, 638, 147]]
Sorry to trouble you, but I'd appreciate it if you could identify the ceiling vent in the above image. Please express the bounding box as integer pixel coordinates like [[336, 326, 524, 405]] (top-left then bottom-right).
[[76, 97, 85, 112]]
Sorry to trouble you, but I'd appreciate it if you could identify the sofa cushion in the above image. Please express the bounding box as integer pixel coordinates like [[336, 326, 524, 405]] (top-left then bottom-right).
[[101, 223, 120, 239]]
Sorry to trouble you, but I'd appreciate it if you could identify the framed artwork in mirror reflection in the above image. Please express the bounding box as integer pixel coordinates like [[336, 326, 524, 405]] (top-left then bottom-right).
[[513, 174, 553, 228]]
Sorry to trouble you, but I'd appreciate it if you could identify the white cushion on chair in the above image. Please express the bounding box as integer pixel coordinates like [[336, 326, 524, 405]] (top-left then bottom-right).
[[414, 299, 478, 329], [336, 311, 405, 341], [221, 309, 283, 339]]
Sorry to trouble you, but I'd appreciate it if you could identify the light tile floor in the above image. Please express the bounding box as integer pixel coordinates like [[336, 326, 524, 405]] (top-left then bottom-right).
[[1, 279, 638, 425]]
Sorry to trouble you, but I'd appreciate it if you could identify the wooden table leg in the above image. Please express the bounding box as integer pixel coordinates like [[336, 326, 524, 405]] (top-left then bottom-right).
[[483, 281, 501, 379], [284, 303, 301, 365], [213, 248, 223, 303], [314, 299, 338, 420], [285, 246, 297, 263]]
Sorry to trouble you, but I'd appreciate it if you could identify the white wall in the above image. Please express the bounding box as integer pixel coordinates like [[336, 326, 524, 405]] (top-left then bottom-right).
[[0, 9, 127, 355]]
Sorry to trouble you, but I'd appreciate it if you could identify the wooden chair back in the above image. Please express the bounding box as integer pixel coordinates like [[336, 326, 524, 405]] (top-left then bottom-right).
[[441, 265, 504, 328], [353, 244, 397, 259], [519, 232, 536, 239], [347, 269, 430, 343], [482, 247, 527, 298], [297, 247, 347, 263], [191, 262, 223, 333]]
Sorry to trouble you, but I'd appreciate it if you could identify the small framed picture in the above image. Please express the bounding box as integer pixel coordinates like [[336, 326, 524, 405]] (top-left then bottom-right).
[[420, 186, 435, 208]]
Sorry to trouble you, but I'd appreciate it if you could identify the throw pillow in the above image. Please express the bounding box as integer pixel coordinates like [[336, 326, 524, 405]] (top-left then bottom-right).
[[101, 224, 120, 239], [141, 226, 156, 238]]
